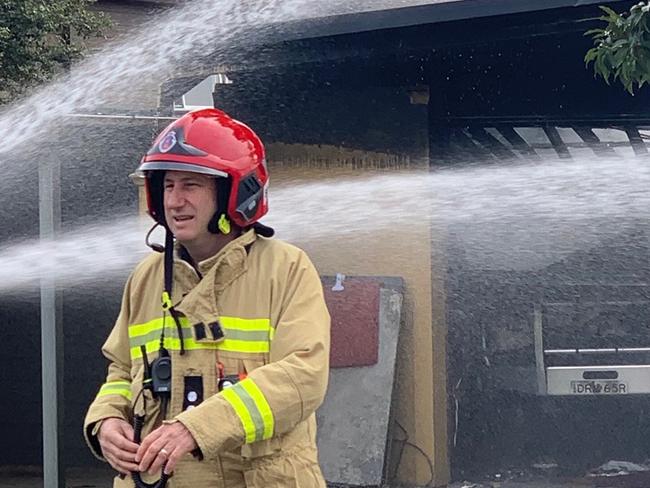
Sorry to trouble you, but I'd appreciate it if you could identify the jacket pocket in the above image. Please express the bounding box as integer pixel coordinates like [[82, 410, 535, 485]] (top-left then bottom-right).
[[241, 357, 265, 375], [241, 419, 309, 460], [243, 446, 325, 488]]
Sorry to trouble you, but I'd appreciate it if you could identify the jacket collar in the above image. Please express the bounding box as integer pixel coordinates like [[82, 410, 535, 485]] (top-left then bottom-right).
[[193, 229, 257, 278], [172, 229, 257, 325]]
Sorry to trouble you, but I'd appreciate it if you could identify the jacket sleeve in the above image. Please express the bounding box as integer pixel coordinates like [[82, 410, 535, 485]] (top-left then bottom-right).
[[175, 249, 330, 458], [83, 275, 135, 460]]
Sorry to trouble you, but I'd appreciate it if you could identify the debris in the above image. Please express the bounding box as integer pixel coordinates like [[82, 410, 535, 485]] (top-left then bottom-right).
[[531, 460, 560, 477], [460, 482, 478, 488], [448, 481, 491, 488], [589, 460, 650, 477]]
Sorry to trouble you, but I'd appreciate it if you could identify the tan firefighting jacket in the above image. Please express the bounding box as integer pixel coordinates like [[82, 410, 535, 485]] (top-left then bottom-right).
[[84, 229, 331, 487]]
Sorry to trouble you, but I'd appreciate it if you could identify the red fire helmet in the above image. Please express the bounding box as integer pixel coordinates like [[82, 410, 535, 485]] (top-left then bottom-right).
[[138, 108, 269, 228]]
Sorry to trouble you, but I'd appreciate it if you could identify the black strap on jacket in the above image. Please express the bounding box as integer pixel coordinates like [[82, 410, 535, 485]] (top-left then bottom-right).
[[163, 228, 185, 355]]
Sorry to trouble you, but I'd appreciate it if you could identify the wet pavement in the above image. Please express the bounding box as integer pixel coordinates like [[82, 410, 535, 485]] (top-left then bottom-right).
[[0, 466, 113, 488], [449, 472, 650, 488], [3, 465, 650, 488]]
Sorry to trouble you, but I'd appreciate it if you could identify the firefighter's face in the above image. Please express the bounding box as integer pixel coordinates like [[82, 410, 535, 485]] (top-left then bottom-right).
[[163, 170, 217, 246]]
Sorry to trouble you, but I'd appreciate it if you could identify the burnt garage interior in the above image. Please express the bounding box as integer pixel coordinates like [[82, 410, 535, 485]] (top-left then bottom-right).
[[200, 0, 650, 480], [3, 0, 650, 485]]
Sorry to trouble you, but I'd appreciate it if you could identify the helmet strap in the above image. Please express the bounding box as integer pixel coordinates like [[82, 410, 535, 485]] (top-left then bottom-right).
[[145, 223, 164, 253]]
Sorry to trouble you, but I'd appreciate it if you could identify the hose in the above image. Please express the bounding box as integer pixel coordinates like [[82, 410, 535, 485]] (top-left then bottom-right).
[[131, 414, 170, 488]]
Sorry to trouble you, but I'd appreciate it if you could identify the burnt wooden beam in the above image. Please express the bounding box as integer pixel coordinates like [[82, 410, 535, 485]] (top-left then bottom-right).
[[451, 128, 495, 161], [573, 127, 617, 157], [624, 126, 648, 155], [496, 125, 540, 160], [543, 126, 571, 159], [467, 126, 518, 161]]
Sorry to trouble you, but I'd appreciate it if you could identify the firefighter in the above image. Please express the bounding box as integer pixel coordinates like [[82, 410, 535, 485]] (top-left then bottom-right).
[[83, 108, 331, 488]]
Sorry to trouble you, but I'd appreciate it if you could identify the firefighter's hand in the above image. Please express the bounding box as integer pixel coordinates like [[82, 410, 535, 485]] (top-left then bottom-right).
[[136, 421, 198, 475], [97, 417, 140, 475]]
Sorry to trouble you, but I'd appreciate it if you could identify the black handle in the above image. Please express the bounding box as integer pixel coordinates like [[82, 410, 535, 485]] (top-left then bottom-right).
[[131, 414, 170, 488]]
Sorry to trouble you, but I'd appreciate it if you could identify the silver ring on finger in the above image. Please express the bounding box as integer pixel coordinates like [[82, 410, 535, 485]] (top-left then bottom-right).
[[159, 448, 170, 458]]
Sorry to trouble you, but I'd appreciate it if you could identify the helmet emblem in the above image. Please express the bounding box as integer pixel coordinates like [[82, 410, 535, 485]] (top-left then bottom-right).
[[158, 131, 177, 153]]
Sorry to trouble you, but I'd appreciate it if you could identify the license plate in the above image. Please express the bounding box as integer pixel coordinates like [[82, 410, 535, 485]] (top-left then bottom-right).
[[570, 380, 628, 394]]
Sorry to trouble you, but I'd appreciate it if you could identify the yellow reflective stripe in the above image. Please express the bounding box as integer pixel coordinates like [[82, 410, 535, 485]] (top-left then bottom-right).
[[128, 318, 161, 337], [130, 337, 193, 359], [221, 387, 257, 444], [130, 317, 270, 338], [130, 336, 270, 359], [97, 381, 132, 400], [239, 379, 274, 440], [218, 317, 271, 351], [220, 379, 274, 444], [102, 380, 131, 387], [129, 316, 189, 338], [128, 316, 272, 358], [214, 339, 269, 353], [220, 317, 270, 332], [97, 388, 131, 399]]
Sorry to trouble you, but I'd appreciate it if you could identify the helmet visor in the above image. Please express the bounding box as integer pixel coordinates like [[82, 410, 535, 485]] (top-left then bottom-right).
[[138, 161, 228, 178]]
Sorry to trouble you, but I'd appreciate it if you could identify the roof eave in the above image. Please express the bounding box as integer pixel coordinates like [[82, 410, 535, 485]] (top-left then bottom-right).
[[272, 0, 626, 41]]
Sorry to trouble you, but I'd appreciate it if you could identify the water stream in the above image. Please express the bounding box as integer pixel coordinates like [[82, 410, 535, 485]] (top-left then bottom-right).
[[0, 0, 648, 291], [1, 155, 648, 292], [0, 0, 374, 171]]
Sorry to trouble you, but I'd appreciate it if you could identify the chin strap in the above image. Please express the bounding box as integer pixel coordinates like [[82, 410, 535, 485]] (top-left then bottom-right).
[[146, 223, 164, 253]]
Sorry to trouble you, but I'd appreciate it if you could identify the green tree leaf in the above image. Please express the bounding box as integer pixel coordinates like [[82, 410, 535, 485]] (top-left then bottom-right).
[[586, 1, 650, 94], [0, 0, 110, 105]]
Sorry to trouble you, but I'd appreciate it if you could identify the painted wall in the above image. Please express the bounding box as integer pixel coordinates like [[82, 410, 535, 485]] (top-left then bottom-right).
[[264, 139, 449, 487]]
